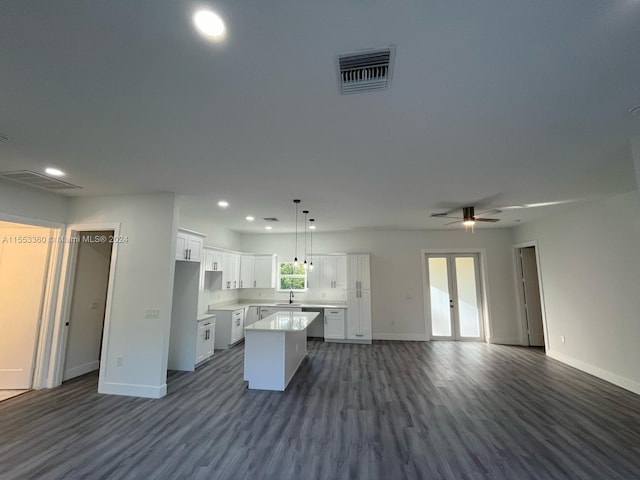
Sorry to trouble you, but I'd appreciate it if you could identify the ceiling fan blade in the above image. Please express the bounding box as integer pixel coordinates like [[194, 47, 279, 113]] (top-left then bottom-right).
[[430, 213, 462, 220], [475, 217, 500, 222], [445, 220, 462, 225], [477, 209, 502, 216]]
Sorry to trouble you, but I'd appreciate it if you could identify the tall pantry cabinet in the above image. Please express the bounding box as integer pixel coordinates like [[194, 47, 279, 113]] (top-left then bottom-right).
[[346, 254, 372, 342]]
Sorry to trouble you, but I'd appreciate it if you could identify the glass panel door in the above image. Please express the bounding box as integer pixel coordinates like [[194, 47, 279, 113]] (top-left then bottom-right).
[[426, 254, 484, 341], [427, 257, 452, 337]]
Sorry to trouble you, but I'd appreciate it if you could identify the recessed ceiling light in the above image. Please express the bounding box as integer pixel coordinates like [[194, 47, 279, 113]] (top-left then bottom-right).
[[218, 200, 229, 208], [309, 225, 316, 230], [265, 226, 272, 230], [246, 216, 254, 221], [193, 9, 226, 39], [45, 167, 65, 176]]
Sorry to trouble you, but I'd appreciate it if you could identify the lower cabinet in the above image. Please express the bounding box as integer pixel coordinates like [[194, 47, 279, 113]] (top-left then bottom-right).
[[210, 308, 246, 349], [347, 290, 372, 342], [324, 308, 346, 340], [259, 306, 302, 320], [245, 306, 261, 326], [195, 317, 215, 365]]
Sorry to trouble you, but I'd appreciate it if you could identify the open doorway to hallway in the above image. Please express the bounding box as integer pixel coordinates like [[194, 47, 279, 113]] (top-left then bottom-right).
[[0, 221, 53, 399], [62, 231, 114, 381]]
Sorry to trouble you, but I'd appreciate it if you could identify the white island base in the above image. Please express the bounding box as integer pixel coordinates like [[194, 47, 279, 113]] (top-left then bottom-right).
[[244, 311, 319, 391]]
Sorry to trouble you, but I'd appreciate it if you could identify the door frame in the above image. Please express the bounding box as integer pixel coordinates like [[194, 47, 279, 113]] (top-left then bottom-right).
[[512, 241, 549, 347], [421, 249, 491, 342], [49, 223, 120, 388], [0, 212, 65, 390]]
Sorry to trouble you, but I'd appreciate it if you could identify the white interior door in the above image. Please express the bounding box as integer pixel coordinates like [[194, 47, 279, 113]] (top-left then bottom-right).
[[427, 254, 484, 341], [519, 247, 545, 347], [0, 223, 52, 389]]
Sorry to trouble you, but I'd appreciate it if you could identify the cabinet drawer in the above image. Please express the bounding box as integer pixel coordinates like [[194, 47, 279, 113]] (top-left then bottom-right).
[[324, 309, 345, 319]]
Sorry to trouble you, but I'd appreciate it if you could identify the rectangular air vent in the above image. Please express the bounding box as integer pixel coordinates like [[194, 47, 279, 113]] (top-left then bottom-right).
[[0, 170, 81, 190], [263, 217, 279, 222], [338, 46, 396, 94]]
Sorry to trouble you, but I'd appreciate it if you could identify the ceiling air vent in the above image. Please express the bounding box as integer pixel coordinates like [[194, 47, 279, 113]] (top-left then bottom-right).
[[0, 170, 81, 190], [338, 46, 396, 94], [263, 217, 279, 222]]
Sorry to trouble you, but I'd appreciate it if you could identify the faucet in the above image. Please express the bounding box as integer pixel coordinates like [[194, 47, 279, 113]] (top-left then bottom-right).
[[289, 290, 294, 304]]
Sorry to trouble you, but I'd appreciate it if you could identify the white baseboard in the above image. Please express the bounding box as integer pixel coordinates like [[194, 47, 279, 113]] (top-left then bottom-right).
[[63, 361, 99, 381], [372, 333, 428, 341], [547, 350, 640, 396], [98, 381, 167, 399], [488, 337, 522, 345]]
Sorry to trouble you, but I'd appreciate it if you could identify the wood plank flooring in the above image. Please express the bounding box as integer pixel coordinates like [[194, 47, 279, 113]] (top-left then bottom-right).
[[1, 341, 639, 480]]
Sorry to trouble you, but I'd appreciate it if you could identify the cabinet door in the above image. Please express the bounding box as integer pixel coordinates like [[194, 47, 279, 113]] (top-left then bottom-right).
[[306, 256, 321, 288], [347, 255, 360, 290], [231, 309, 244, 343], [176, 232, 188, 260], [334, 255, 348, 289], [203, 249, 215, 271], [240, 255, 255, 288], [320, 256, 335, 288], [358, 290, 372, 339], [245, 306, 260, 326], [231, 254, 241, 289], [220, 253, 230, 288], [346, 290, 360, 339], [196, 320, 214, 363], [324, 309, 345, 339], [254, 255, 275, 288], [358, 255, 371, 290], [187, 235, 203, 262]]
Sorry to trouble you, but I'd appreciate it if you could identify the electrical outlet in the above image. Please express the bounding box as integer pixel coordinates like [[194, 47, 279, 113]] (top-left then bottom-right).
[[144, 309, 160, 319], [560, 335, 566, 344]]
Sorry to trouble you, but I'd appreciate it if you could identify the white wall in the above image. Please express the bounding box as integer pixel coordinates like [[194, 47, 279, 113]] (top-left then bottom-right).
[[240, 229, 520, 342], [514, 190, 640, 394], [176, 195, 241, 250], [0, 179, 69, 224], [67, 193, 177, 398]]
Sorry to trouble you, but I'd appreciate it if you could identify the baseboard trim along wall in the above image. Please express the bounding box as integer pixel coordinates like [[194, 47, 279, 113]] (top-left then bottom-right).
[[63, 361, 99, 381], [488, 337, 522, 345], [98, 381, 167, 399], [372, 333, 428, 341], [548, 350, 640, 396]]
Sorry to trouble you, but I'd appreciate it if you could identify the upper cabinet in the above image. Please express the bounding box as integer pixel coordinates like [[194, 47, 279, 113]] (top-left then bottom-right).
[[307, 254, 347, 289], [176, 228, 204, 262], [253, 254, 276, 288], [203, 249, 275, 290], [347, 254, 370, 290]]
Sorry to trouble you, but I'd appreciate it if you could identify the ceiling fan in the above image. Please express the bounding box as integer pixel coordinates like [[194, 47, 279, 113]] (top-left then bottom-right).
[[431, 206, 501, 226]]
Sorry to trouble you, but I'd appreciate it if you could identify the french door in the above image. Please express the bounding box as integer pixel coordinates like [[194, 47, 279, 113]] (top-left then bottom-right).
[[426, 253, 484, 341]]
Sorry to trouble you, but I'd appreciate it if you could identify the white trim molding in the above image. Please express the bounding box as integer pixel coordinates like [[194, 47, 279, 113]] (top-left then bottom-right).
[[98, 381, 167, 399], [548, 350, 640, 396], [372, 333, 429, 341]]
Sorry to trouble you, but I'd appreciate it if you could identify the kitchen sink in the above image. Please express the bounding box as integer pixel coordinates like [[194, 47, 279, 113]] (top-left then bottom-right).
[[275, 303, 301, 306]]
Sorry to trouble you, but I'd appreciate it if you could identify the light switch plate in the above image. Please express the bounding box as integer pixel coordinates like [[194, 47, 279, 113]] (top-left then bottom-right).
[[144, 309, 160, 319]]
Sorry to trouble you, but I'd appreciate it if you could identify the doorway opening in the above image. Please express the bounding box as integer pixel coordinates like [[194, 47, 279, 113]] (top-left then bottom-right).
[[514, 244, 546, 348], [0, 220, 54, 399], [62, 231, 114, 382], [425, 253, 485, 341]]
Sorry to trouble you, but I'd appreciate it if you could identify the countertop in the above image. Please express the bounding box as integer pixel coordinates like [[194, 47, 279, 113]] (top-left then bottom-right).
[[196, 314, 216, 322], [244, 311, 320, 332], [207, 301, 347, 312]]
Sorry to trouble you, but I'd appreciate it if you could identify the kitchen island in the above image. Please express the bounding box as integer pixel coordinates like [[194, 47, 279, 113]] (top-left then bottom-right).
[[243, 311, 319, 391]]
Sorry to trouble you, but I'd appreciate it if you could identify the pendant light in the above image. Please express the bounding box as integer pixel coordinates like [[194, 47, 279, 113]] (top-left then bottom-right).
[[302, 210, 309, 271], [293, 199, 300, 266], [308, 218, 315, 271]]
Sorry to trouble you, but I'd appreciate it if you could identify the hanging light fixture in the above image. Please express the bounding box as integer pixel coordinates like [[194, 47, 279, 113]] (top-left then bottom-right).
[[309, 218, 315, 271], [293, 199, 301, 266], [302, 210, 309, 271]]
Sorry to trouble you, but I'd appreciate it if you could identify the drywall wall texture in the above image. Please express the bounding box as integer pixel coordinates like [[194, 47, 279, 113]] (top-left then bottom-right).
[[514, 190, 640, 394], [0, 179, 69, 224], [67, 193, 177, 398], [240, 229, 520, 343]]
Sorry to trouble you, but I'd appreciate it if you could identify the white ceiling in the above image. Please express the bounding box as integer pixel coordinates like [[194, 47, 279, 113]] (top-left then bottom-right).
[[2, 0, 640, 233]]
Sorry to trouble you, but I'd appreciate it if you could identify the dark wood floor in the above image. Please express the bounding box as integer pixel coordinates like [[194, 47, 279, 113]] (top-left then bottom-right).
[[1, 341, 639, 480]]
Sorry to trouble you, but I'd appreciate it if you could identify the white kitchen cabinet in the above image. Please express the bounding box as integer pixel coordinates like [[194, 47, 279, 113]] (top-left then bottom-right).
[[203, 248, 224, 272], [253, 254, 276, 288], [347, 254, 370, 290], [347, 289, 372, 341], [258, 306, 302, 320], [324, 308, 346, 340], [176, 228, 205, 262], [245, 305, 261, 326], [195, 317, 215, 365], [239, 255, 255, 288], [210, 308, 246, 349], [307, 255, 347, 289]]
